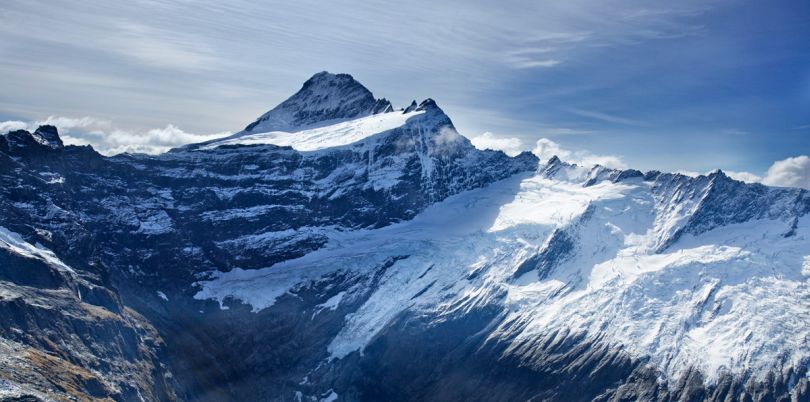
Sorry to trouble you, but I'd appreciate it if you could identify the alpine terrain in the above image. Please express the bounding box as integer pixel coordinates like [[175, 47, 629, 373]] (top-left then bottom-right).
[[1, 72, 808, 402]]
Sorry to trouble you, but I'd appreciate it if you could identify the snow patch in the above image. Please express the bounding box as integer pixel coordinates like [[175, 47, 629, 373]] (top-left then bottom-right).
[[315, 291, 346, 312], [38, 171, 65, 184], [320, 390, 338, 402], [135, 210, 173, 235], [0, 226, 74, 273]]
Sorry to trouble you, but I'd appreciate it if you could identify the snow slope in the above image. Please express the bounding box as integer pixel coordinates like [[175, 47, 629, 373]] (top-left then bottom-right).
[[202, 110, 424, 152], [0, 226, 74, 273], [195, 167, 810, 385]]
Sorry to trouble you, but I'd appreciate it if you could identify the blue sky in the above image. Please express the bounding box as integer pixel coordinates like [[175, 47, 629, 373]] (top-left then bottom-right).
[[0, 0, 808, 184]]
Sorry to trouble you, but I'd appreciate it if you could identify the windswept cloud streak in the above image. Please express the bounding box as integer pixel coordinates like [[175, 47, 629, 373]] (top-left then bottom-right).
[[101, 22, 220, 71], [511, 59, 561, 69], [503, 31, 591, 69], [564, 108, 647, 127]]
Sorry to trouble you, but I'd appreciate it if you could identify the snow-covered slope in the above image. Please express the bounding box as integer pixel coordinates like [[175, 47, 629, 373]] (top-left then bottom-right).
[[203, 109, 424, 151], [2, 71, 809, 401], [195, 161, 810, 394]]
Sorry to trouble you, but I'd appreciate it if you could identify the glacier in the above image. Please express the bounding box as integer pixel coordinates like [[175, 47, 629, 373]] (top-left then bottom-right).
[[194, 164, 810, 385]]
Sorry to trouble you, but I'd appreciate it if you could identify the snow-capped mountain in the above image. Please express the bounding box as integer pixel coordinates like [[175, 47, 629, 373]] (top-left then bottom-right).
[[233, 71, 393, 135], [1, 72, 808, 402]]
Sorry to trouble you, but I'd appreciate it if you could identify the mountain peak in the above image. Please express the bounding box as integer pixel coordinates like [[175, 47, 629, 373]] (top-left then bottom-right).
[[33, 125, 64, 149], [403, 100, 418, 114], [416, 98, 439, 112], [301, 71, 358, 90], [241, 71, 393, 134], [0, 125, 63, 153]]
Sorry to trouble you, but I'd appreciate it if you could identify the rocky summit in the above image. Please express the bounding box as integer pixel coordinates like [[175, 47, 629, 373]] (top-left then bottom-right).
[[1, 72, 808, 401]]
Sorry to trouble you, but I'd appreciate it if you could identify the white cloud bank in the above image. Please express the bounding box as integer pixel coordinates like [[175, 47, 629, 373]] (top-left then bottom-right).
[[469, 132, 525, 156], [761, 156, 810, 189], [0, 121, 29, 133], [0, 116, 229, 155], [641, 162, 810, 190], [469, 132, 626, 169], [468, 132, 810, 190], [724, 170, 763, 183], [3, 120, 809, 190], [710, 157, 810, 189], [532, 138, 627, 169]]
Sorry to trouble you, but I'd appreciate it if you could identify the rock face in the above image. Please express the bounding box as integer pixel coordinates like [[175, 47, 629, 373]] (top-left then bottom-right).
[[0, 227, 177, 401], [1, 72, 809, 401], [0, 125, 63, 155], [239, 71, 393, 134]]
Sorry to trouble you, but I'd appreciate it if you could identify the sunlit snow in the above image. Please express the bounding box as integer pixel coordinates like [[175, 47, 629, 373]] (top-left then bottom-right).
[[195, 169, 810, 385], [202, 111, 423, 152], [0, 226, 75, 273]]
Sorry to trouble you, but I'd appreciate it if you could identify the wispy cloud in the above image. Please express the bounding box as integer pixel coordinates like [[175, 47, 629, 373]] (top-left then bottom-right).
[[538, 127, 595, 136], [506, 47, 557, 56], [565, 108, 647, 127], [511, 59, 562, 69], [720, 128, 749, 136], [503, 31, 591, 69], [100, 22, 220, 71], [527, 31, 593, 44], [501, 3, 713, 70]]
